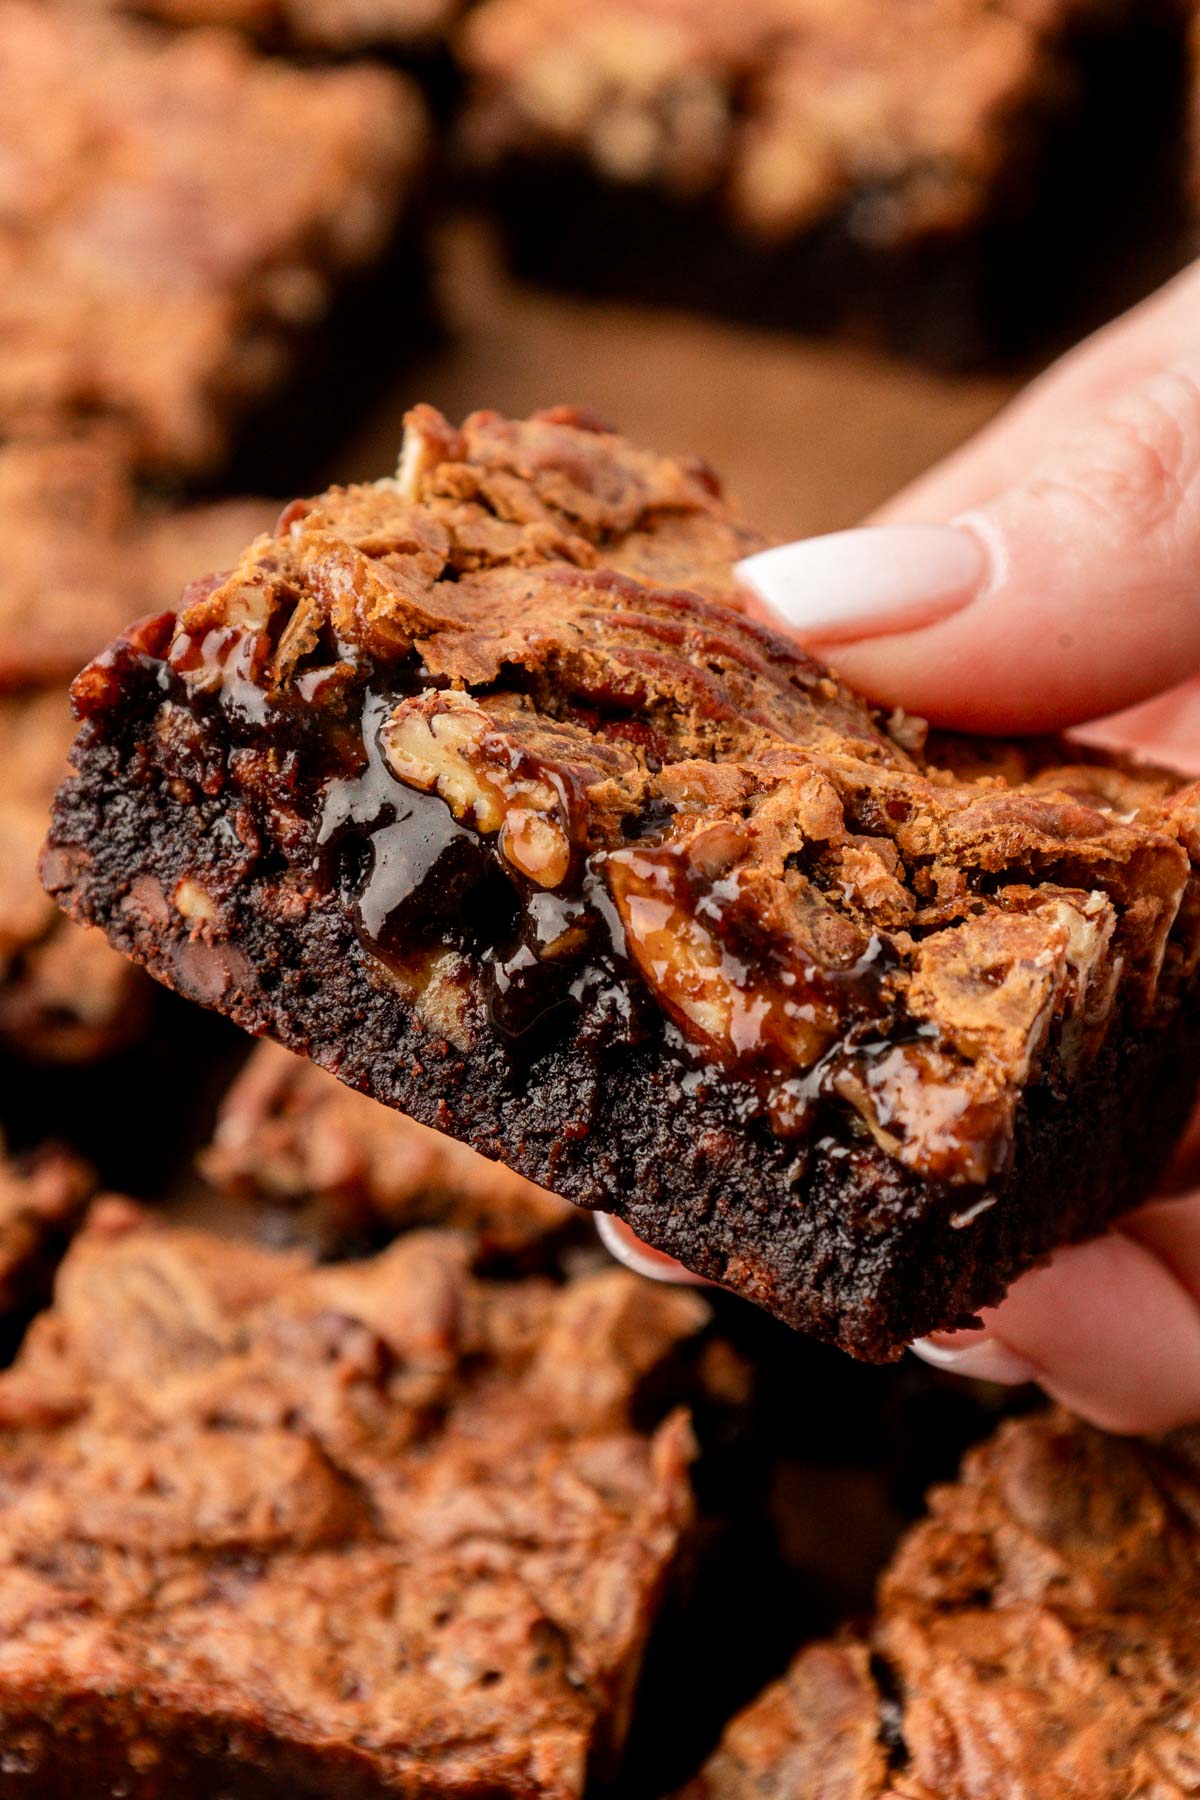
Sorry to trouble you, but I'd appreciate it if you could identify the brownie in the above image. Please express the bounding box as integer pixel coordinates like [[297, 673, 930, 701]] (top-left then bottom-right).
[[0, 1199, 706, 1797], [0, 2, 427, 474], [44, 405, 1200, 1359], [457, 0, 1188, 363], [679, 1407, 1200, 1798], [0, 1142, 92, 1352], [0, 432, 271, 693], [202, 1037, 575, 1259], [2, 688, 154, 1063]]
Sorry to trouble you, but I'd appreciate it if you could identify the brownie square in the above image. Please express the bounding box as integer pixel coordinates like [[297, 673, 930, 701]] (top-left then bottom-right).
[[0, 1199, 706, 1797], [202, 1038, 576, 1259], [0, 432, 271, 693], [44, 405, 1200, 1359], [679, 1407, 1200, 1798], [458, 0, 1187, 362], [0, 2, 427, 474]]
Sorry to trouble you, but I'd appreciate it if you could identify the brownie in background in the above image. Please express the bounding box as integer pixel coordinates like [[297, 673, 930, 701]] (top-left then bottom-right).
[[0, 2, 428, 476], [0, 1201, 707, 1797], [202, 1037, 576, 1261], [0, 1141, 92, 1362], [458, 0, 1191, 363], [71, 0, 464, 55], [679, 1406, 1200, 1798]]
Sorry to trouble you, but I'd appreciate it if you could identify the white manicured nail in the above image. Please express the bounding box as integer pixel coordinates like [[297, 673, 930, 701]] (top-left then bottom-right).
[[911, 1333, 1039, 1386], [736, 524, 986, 644], [595, 1213, 710, 1286]]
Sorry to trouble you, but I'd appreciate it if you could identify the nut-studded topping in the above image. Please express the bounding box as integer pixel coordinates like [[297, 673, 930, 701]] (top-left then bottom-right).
[[381, 691, 575, 889]]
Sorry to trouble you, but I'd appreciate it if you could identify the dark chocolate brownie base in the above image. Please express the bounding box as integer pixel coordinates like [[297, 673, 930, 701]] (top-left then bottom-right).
[[467, 6, 1190, 367], [45, 734, 1200, 1360]]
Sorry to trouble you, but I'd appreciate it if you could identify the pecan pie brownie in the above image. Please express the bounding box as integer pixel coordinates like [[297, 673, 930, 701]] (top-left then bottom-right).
[[0, 1200, 705, 1797], [679, 1407, 1200, 1798], [44, 405, 1200, 1358], [202, 1037, 574, 1259], [458, 0, 1186, 362], [0, 2, 427, 474]]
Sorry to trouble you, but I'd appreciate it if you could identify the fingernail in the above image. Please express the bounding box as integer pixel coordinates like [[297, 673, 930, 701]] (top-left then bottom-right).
[[911, 1333, 1039, 1386], [595, 1213, 711, 1286], [736, 524, 986, 644]]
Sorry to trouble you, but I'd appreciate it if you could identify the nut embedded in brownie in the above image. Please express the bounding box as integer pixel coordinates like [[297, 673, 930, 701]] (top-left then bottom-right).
[[0, 2, 428, 474], [43, 404, 1200, 1358], [0, 432, 272, 693], [0, 1200, 707, 1798], [677, 1407, 1200, 1798], [457, 0, 1190, 362], [202, 1037, 575, 1260]]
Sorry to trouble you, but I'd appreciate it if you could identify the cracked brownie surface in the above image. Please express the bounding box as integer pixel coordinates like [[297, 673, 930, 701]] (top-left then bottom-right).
[[680, 1407, 1200, 1799], [0, 1200, 706, 1797], [44, 405, 1200, 1356], [0, 2, 426, 473], [203, 1039, 575, 1260]]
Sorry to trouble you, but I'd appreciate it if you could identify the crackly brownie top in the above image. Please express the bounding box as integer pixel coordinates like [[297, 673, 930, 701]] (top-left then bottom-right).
[[76, 403, 1200, 1189], [0, 431, 270, 690], [685, 1409, 1200, 1799], [0, 1202, 706, 1795], [202, 1038, 575, 1257], [0, 2, 425, 470], [460, 0, 1088, 246]]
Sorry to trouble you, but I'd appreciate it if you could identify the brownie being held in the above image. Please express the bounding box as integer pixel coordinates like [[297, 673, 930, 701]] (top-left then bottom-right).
[[43, 405, 1200, 1358]]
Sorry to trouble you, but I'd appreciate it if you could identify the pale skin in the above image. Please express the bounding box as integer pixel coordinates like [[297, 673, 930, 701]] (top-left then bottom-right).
[[602, 256, 1200, 1435]]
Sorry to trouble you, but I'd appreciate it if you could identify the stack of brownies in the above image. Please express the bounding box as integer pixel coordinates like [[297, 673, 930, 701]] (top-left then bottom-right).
[[2, 0, 1200, 1794]]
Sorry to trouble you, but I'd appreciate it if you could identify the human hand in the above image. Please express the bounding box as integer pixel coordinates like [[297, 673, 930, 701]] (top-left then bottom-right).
[[604, 257, 1200, 1434]]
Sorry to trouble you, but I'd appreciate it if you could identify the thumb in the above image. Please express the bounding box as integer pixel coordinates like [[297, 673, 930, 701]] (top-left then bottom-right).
[[739, 358, 1200, 732]]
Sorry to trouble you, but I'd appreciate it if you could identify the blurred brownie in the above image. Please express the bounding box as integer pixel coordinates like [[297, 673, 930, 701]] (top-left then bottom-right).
[[0, 2, 427, 474], [0, 1200, 706, 1797], [679, 1407, 1200, 1798], [202, 1038, 574, 1258], [458, 0, 1185, 362], [78, 0, 462, 53], [1, 689, 151, 1063], [0, 432, 271, 692], [0, 1142, 92, 1348], [44, 405, 1200, 1358]]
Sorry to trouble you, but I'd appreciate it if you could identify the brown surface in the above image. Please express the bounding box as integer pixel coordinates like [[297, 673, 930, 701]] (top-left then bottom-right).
[[202, 1038, 575, 1258], [0, 432, 271, 692], [682, 1407, 1200, 1799], [339, 216, 1016, 543], [0, 2, 426, 474], [69, 0, 460, 48], [0, 1201, 706, 1797]]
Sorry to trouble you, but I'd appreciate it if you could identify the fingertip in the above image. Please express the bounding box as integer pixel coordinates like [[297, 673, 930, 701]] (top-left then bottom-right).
[[595, 1213, 711, 1287]]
